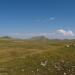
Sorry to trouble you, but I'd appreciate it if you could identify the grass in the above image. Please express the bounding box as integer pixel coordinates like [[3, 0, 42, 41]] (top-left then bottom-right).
[[0, 38, 75, 75]]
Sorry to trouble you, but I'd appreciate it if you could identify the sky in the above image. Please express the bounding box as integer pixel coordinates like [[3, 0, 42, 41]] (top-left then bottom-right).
[[0, 0, 75, 39]]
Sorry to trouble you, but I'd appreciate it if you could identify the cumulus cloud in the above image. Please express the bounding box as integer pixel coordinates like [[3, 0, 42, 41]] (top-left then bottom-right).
[[57, 29, 74, 36]]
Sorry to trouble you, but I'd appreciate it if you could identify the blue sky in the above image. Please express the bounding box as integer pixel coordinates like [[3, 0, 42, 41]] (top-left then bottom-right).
[[0, 0, 75, 39]]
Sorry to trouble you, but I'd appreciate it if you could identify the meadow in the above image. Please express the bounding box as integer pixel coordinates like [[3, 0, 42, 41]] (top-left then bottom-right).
[[0, 37, 75, 75]]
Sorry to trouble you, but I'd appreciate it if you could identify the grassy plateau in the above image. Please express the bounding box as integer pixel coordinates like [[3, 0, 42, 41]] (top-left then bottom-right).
[[0, 37, 75, 75]]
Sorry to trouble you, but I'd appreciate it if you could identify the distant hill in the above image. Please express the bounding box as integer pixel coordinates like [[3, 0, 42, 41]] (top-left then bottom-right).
[[0, 36, 14, 40], [1, 36, 11, 38], [30, 36, 49, 41]]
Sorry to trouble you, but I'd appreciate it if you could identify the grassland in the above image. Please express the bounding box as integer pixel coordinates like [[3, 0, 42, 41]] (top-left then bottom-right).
[[0, 38, 75, 75]]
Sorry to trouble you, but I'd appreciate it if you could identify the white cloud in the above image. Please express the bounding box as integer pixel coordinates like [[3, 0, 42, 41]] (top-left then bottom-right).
[[34, 17, 55, 23], [57, 29, 74, 36], [8, 29, 75, 39], [49, 17, 55, 21], [13, 32, 52, 36]]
